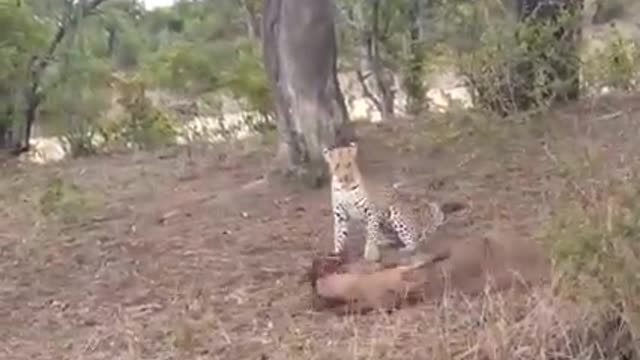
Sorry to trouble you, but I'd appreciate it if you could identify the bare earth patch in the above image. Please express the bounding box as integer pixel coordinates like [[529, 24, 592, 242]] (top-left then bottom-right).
[[2, 94, 640, 359]]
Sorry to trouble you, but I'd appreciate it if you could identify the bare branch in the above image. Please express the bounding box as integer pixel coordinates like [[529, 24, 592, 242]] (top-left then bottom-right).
[[355, 69, 383, 113], [334, 3, 362, 30]]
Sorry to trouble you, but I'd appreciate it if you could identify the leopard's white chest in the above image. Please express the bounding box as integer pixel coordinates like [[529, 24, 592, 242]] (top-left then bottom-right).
[[332, 185, 369, 221]]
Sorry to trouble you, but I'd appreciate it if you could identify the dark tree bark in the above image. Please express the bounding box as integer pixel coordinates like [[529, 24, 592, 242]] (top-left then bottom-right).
[[0, 122, 12, 150], [262, 0, 354, 187], [511, 0, 583, 111], [404, 0, 425, 115], [0, 101, 17, 150], [106, 26, 117, 57]]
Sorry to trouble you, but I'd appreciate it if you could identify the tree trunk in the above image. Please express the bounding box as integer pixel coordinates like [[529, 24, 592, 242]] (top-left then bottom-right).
[[356, 0, 395, 121], [22, 93, 40, 153], [350, 0, 395, 122], [262, 0, 354, 187], [106, 26, 116, 57], [404, 0, 425, 115], [0, 124, 9, 150], [368, 0, 394, 121], [0, 104, 16, 150], [241, 0, 261, 41], [511, 0, 583, 111]]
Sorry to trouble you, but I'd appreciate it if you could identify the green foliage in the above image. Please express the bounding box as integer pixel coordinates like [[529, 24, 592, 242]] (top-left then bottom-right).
[[455, 4, 581, 115], [103, 74, 179, 150], [144, 40, 223, 94], [0, 0, 48, 130], [43, 50, 112, 157], [1, 0, 277, 151], [547, 176, 640, 338], [221, 39, 273, 120], [456, 25, 519, 115], [113, 27, 145, 69], [583, 29, 640, 92], [141, 1, 273, 137], [0, 1, 48, 70]]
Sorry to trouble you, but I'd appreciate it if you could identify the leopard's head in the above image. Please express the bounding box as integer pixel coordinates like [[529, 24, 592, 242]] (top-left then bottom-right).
[[322, 142, 361, 190]]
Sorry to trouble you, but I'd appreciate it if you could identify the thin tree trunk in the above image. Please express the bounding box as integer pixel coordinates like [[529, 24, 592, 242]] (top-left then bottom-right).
[[241, 0, 261, 41], [353, 0, 394, 121], [0, 104, 16, 150], [368, 0, 394, 120], [106, 26, 116, 57], [262, 0, 354, 187], [404, 0, 425, 115], [22, 92, 41, 153], [0, 123, 8, 149]]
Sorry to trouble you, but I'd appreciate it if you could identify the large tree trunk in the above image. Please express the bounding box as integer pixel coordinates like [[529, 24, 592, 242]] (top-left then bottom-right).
[[511, 0, 583, 111], [262, 0, 354, 187]]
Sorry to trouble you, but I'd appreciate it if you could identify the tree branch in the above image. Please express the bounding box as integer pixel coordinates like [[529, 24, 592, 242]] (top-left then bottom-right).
[[334, 3, 362, 30], [356, 69, 383, 114]]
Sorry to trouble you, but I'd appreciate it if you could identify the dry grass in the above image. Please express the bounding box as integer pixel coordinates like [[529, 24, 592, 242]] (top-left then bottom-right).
[[2, 94, 640, 359]]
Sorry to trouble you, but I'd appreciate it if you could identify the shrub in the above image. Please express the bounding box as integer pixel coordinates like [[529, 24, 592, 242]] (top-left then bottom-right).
[[103, 73, 179, 150], [546, 174, 640, 352], [583, 28, 640, 93], [454, 5, 581, 116]]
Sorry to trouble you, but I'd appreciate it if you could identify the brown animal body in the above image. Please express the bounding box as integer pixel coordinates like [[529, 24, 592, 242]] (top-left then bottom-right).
[[308, 251, 450, 313], [306, 226, 550, 314]]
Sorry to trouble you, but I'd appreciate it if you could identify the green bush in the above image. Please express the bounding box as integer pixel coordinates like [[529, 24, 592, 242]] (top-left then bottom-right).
[[547, 176, 640, 345], [103, 74, 179, 150], [583, 28, 640, 92], [454, 6, 581, 116], [43, 52, 112, 157]]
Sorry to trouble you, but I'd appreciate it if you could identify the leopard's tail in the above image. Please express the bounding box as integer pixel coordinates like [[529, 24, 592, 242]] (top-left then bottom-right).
[[403, 249, 451, 272], [420, 200, 470, 240]]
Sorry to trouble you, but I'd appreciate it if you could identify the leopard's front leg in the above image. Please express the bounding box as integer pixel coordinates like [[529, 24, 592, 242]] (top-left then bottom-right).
[[332, 203, 350, 254], [363, 210, 384, 262]]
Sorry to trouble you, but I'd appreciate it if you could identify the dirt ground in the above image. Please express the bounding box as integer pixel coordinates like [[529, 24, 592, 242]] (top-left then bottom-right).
[[2, 93, 640, 360]]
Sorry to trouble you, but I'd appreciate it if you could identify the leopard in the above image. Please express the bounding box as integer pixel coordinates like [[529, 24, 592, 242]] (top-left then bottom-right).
[[322, 141, 448, 262]]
